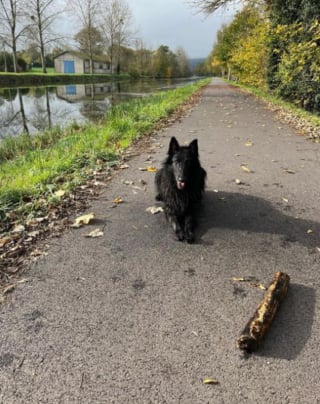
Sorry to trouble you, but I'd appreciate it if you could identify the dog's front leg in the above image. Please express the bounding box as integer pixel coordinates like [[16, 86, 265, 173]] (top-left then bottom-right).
[[166, 208, 185, 241], [184, 213, 194, 243]]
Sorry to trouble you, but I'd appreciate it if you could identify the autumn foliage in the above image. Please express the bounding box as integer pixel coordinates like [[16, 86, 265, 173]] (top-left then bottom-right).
[[207, 1, 320, 113]]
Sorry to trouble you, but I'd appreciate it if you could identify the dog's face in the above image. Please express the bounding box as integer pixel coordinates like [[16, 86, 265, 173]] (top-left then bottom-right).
[[168, 137, 198, 190]]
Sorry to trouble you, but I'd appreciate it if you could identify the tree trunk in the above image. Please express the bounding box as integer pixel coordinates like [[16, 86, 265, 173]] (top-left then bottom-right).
[[238, 271, 290, 353]]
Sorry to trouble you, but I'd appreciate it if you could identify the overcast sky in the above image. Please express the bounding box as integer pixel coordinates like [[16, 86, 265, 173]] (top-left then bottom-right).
[[128, 0, 237, 59]]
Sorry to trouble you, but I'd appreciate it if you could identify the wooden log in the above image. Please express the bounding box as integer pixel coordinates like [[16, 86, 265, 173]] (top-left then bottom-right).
[[237, 271, 290, 353]]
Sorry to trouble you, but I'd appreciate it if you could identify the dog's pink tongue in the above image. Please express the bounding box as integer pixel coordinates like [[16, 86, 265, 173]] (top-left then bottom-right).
[[177, 181, 185, 190]]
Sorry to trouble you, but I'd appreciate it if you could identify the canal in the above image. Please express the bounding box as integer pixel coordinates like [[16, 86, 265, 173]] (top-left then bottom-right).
[[0, 78, 201, 139]]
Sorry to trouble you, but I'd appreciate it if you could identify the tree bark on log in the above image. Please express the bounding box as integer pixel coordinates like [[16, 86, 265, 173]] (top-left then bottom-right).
[[238, 272, 290, 353]]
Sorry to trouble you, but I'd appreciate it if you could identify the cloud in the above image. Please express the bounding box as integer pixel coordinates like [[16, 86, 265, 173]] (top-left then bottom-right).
[[130, 0, 236, 58]]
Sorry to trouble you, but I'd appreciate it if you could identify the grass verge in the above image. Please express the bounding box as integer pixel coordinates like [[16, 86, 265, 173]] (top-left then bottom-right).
[[227, 80, 320, 137], [0, 78, 210, 228]]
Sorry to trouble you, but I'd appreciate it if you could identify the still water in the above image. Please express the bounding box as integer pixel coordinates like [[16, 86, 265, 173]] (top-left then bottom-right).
[[0, 78, 199, 139]]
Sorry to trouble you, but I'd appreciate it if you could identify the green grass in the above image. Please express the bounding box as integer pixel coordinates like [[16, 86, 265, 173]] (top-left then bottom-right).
[[30, 67, 55, 74], [0, 79, 210, 222]]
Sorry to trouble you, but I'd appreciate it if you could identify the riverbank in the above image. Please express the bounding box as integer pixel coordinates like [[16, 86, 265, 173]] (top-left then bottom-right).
[[0, 72, 130, 87], [0, 79, 210, 228]]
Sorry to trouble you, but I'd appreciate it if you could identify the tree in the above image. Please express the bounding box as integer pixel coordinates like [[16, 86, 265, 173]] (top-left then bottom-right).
[[175, 47, 191, 77], [25, 0, 64, 73], [74, 25, 103, 55], [98, 0, 134, 74], [0, 0, 29, 72], [151, 45, 180, 78], [130, 38, 152, 77], [190, 0, 234, 14], [70, 0, 100, 74]]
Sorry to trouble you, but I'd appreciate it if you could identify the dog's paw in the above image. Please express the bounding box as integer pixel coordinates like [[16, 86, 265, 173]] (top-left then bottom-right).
[[176, 230, 185, 242], [186, 234, 194, 244]]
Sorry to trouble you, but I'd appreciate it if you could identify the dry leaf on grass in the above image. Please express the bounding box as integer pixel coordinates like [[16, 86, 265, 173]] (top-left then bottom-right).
[[245, 141, 254, 147], [71, 212, 95, 228], [12, 224, 25, 233], [54, 190, 66, 197], [119, 163, 129, 169], [85, 228, 104, 238], [307, 229, 313, 234]]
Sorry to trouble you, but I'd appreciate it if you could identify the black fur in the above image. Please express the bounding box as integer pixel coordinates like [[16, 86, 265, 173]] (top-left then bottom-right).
[[155, 136, 207, 243]]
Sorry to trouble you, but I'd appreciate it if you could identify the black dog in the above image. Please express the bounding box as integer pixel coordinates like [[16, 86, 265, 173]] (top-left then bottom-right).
[[155, 136, 206, 242]]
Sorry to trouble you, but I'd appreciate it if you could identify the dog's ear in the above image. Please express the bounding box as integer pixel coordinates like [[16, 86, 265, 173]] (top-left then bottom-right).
[[189, 139, 198, 157], [168, 137, 180, 155]]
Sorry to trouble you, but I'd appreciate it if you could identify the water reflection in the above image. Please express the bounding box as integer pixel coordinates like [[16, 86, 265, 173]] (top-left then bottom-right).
[[0, 78, 200, 139]]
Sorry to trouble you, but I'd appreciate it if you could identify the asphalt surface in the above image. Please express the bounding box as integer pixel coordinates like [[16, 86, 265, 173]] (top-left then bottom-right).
[[1, 78, 320, 403]]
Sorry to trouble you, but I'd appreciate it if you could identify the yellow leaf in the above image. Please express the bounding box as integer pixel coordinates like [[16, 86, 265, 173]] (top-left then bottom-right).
[[54, 190, 66, 197], [146, 166, 157, 173], [245, 141, 253, 147], [72, 212, 95, 228], [203, 378, 219, 385], [85, 228, 104, 238], [113, 197, 123, 204], [250, 282, 266, 290], [232, 277, 246, 282], [241, 165, 251, 173]]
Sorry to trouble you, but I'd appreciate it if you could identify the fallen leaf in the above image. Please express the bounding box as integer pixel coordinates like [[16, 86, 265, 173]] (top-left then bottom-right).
[[235, 179, 242, 185], [307, 229, 313, 234], [146, 206, 164, 214], [245, 141, 254, 147], [146, 166, 157, 173], [241, 165, 252, 173], [283, 169, 296, 174], [282, 198, 289, 203], [119, 164, 129, 169], [122, 180, 134, 186], [12, 224, 25, 233], [232, 276, 256, 282], [203, 378, 219, 385], [0, 236, 12, 247], [85, 228, 104, 238], [28, 231, 40, 238], [113, 197, 123, 204], [232, 277, 246, 282], [54, 190, 66, 197], [250, 282, 267, 290], [316, 247, 320, 253], [71, 212, 95, 228]]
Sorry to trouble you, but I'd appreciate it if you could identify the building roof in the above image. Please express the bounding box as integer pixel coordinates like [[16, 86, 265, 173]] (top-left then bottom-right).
[[54, 50, 110, 63]]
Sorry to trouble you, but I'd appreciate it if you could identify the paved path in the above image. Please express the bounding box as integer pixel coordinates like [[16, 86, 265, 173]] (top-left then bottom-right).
[[1, 78, 320, 403]]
